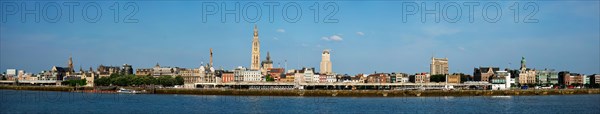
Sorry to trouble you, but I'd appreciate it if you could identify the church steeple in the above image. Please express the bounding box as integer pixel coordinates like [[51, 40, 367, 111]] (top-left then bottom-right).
[[266, 51, 271, 60], [68, 55, 74, 73], [520, 56, 527, 70]]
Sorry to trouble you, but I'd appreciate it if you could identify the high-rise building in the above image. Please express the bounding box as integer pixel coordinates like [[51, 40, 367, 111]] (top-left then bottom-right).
[[430, 57, 448, 75], [320, 50, 332, 75], [251, 25, 261, 70]]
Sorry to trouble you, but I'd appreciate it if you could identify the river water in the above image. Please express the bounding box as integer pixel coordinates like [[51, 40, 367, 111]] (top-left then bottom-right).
[[1, 90, 599, 113]]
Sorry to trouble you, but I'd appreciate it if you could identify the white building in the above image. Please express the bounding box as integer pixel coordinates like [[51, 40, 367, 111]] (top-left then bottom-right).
[[326, 75, 336, 83], [302, 68, 315, 83], [491, 71, 512, 90], [6, 69, 16, 78], [242, 70, 262, 82], [313, 74, 320, 83]]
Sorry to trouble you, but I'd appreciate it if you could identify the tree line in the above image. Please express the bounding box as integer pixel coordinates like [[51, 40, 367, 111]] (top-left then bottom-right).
[[95, 74, 184, 87]]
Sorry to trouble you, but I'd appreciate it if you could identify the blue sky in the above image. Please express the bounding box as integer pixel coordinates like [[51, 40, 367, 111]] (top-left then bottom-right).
[[1, 1, 599, 75]]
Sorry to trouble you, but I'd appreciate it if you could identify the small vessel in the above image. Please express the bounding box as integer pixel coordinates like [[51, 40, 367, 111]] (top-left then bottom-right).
[[117, 88, 142, 94]]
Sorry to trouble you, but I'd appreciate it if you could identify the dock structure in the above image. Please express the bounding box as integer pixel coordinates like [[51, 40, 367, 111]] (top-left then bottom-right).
[[195, 82, 491, 90]]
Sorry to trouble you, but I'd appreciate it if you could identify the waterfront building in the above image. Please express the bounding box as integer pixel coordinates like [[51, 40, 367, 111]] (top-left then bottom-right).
[[387, 74, 395, 83], [81, 67, 97, 87], [320, 50, 332, 75], [536, 69, 550, 85], [318, 74, 327, 83], [242, 70, 262, 82], [447, 73, 461, 84], [430, 57, 449, 75], [474, 67, 499, 82], [313, 74, 320, 83], [234, 66, 247, 82], [571, 73, 584, 85], [353, 74, 366, 83], [326, 74, 336, 83], [135, 68, 152, 76], [180, 68, 202, 88], [559, 71, 585, 85], [6, 69, 16, 80], [251, 25, 261, 70], [392, 72, 410, 83], [559, 71, 571, 85], [590, 74, 600, 85], [97, 65, 121, 77], [221, 71, 234, 83], [268, 68, 285, 81], [366, 73, 388, 83], [51, 66, 70, 81], [261, 52, 273, 75], [122, 64, 133, 75], [547, 70, 559, 85], [49, 56, 76, 81], [584, 75, 590, 85], [518, 57, 537, 85], [491, 71, 511, 90], [301, 67, 316, 83], [281, 72, 295, 83], [200, 64, 216, 83], [151, 63, 179, 76], [415, 72, 430, 84], [294, 70, 304, 83]]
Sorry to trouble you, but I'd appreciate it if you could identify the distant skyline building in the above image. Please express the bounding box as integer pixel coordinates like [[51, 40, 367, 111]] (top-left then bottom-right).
[[320, 50, 332, 75], [251, 25, 261, 70], [430, 57, 448, 75]]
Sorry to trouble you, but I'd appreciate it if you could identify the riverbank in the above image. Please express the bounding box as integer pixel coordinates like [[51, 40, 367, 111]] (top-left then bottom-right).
[[2, 85, 600, 97]]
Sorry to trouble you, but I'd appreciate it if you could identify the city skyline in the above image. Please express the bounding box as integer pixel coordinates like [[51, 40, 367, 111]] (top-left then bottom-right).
[[1, 1, 599, 75]]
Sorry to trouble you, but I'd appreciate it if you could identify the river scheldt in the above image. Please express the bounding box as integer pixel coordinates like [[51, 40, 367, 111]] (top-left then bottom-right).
[[1, 89, 599, 113]]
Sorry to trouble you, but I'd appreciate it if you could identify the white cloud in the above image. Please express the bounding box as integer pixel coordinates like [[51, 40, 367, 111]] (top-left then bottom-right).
[[322, 35, 343, 41], [276, 29, 285, 33], [273, 37, 279, 40], [356, 32, 365, 36], [458, 47, 466, 51]]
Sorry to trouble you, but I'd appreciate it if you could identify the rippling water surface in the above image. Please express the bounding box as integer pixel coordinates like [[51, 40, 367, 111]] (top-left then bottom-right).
[[1, 90, 599, 113]]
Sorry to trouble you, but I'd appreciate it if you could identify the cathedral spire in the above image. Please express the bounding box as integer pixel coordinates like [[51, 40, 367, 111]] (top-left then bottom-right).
[[251, 25, 261, 70], [210, 48, 213, 67], [254, 24, 259, 39], [68, 54, 74, 73]]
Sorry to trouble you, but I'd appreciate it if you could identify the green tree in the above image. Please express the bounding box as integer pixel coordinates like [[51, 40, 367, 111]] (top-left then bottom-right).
[[95, 77, 111, 86], [158, 76, 174, 87], [265, 74, 275, 82], [175, 76, 184, 85]]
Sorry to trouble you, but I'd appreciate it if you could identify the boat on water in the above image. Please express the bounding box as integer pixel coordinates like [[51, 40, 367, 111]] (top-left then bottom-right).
[[117, 88, 144, 94]]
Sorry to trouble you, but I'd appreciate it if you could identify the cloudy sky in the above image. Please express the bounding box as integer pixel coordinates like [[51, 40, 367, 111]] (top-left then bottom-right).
[[1, 1, 599, 75]]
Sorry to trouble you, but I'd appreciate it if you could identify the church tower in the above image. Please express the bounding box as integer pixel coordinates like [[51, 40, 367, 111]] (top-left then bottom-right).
[[68, 55, 74, 75], [251, 25, 261, 70]]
